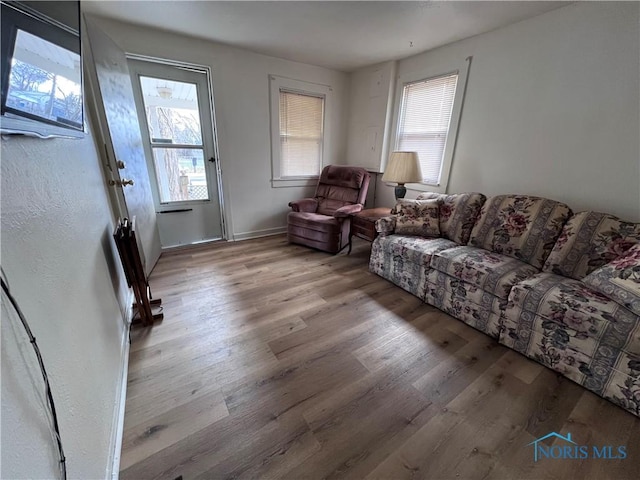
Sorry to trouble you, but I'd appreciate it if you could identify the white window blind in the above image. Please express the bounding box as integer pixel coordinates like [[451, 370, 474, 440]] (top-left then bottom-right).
[[397, 73, 458, 185], [279, 90, 324, 177]]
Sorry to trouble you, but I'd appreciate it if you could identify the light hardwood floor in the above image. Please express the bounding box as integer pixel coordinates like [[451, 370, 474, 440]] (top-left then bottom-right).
[[120, 235, 640, 480]]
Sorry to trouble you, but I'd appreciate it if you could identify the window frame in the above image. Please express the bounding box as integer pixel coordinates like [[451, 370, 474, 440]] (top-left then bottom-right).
[[269, 75, 331, 188], [389, 60, 470, 193]]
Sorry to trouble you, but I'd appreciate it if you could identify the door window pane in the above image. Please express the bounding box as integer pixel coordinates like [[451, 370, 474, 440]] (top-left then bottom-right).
[[152, 148, 209, 202], [139, 76, 202, 145]]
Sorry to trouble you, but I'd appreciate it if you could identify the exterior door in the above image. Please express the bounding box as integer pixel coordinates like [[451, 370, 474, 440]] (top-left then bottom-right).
[[83, 17, 161, 275], [128, 59, 223, 247]]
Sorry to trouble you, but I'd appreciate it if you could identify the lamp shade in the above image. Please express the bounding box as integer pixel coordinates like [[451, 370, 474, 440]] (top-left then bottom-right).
[[381, 151, 422, 184]]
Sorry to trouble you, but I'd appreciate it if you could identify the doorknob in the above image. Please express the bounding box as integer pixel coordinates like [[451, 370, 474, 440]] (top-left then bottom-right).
[[109, 179, 134, 187]]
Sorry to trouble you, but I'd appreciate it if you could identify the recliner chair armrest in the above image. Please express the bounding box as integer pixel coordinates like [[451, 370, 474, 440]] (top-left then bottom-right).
[[289, 198, 318, 213], [333, 204, 363, 219]]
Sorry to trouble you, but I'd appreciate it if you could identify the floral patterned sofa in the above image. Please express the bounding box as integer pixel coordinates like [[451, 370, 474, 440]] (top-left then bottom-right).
[[370, 193, 640, 417]]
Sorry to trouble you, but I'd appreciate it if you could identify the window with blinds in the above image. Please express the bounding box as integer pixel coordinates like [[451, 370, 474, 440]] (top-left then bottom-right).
[[396, 73, 458, 185], [279, 89, 325, 177]]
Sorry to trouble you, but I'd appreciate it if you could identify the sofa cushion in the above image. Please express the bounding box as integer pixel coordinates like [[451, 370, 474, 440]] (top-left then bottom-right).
[[393, 199, 440, 237], [500, 313, 640, 416], [370, 235, 457, 298], [430, 245, 539, 300], [501, 318, 635, 395], [543, 211, 640, 280], [602, 351, 640, 417], [374, 235, 457, 266], [501, 318, 604, 385], [469, 195, 572, 269], [502, 272, 640, 414], [583, 243, 640, 316], [504, 272, 640, 351], [426, 269, 507, 314], [416, 192, 486, 244], [425, 269, 504, 338]]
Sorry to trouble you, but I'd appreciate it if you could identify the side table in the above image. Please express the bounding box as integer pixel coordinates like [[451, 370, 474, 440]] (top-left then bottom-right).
[[348, 207, 392, 254]]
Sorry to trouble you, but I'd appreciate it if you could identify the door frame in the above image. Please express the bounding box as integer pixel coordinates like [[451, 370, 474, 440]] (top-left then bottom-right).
[[125, 53, 228, 241]]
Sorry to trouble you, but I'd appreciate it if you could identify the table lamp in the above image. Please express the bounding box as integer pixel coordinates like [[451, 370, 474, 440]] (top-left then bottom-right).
[[381, 151, 422, 199]]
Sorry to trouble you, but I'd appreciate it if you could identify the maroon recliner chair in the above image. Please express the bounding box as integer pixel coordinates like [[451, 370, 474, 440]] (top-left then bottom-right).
[[287, 165, 371, 253]]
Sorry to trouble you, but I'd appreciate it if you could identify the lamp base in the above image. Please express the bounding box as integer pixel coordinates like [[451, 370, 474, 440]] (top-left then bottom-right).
[[394, 184, 407, 200]]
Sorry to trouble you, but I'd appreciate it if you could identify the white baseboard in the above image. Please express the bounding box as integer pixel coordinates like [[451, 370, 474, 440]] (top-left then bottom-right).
[[107, 290, 133, 479], [160, 237, 223, 252], [233, 226, 287, 241]]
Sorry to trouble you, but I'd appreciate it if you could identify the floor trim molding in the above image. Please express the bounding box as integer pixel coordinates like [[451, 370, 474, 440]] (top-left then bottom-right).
[[160, 238, 224, 253], [233, 226, 287, 241], [107, 290, 133, 479]]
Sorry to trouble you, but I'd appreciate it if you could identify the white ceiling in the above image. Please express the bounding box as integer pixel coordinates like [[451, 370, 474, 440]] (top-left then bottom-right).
[[82, 1, 569, 72]]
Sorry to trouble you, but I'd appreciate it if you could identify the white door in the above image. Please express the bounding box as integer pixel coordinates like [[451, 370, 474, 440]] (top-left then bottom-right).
[[84, 18, 162, 276], [128, 59, 224, 247]]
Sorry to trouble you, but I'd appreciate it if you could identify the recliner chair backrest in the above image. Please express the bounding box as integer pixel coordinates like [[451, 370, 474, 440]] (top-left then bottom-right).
[[315, 165, 370, 216]]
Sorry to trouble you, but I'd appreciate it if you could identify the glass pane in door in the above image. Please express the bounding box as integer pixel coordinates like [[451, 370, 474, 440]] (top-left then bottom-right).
[[138, 76, 202, 145], [152, 148, 209, 202]]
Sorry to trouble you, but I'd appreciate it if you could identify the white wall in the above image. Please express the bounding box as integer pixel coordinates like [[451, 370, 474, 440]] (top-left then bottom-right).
[[1, 120, 130, 478], [375, 2, 640, 221], [345, 61, 397, 207], [88, 16, 351, 239], [346, 60, 396, 174]]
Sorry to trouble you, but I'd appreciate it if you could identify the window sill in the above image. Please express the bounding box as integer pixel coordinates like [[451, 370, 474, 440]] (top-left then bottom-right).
[[405, 182, 447, 194], [272, 177, 318, 188]]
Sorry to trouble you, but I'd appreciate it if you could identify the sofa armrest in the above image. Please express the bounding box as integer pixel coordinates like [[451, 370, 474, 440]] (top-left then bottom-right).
[[333, 203, 363, 219], [375, 216, 397, 236], [289, 198, 318, 213], [583, 243, 640, 317]]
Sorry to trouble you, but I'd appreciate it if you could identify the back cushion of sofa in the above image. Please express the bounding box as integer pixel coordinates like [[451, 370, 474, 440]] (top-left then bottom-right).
[[542, 211, 640, 280], [416, 192, 486, 244], [469, 195, 572, 269]]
